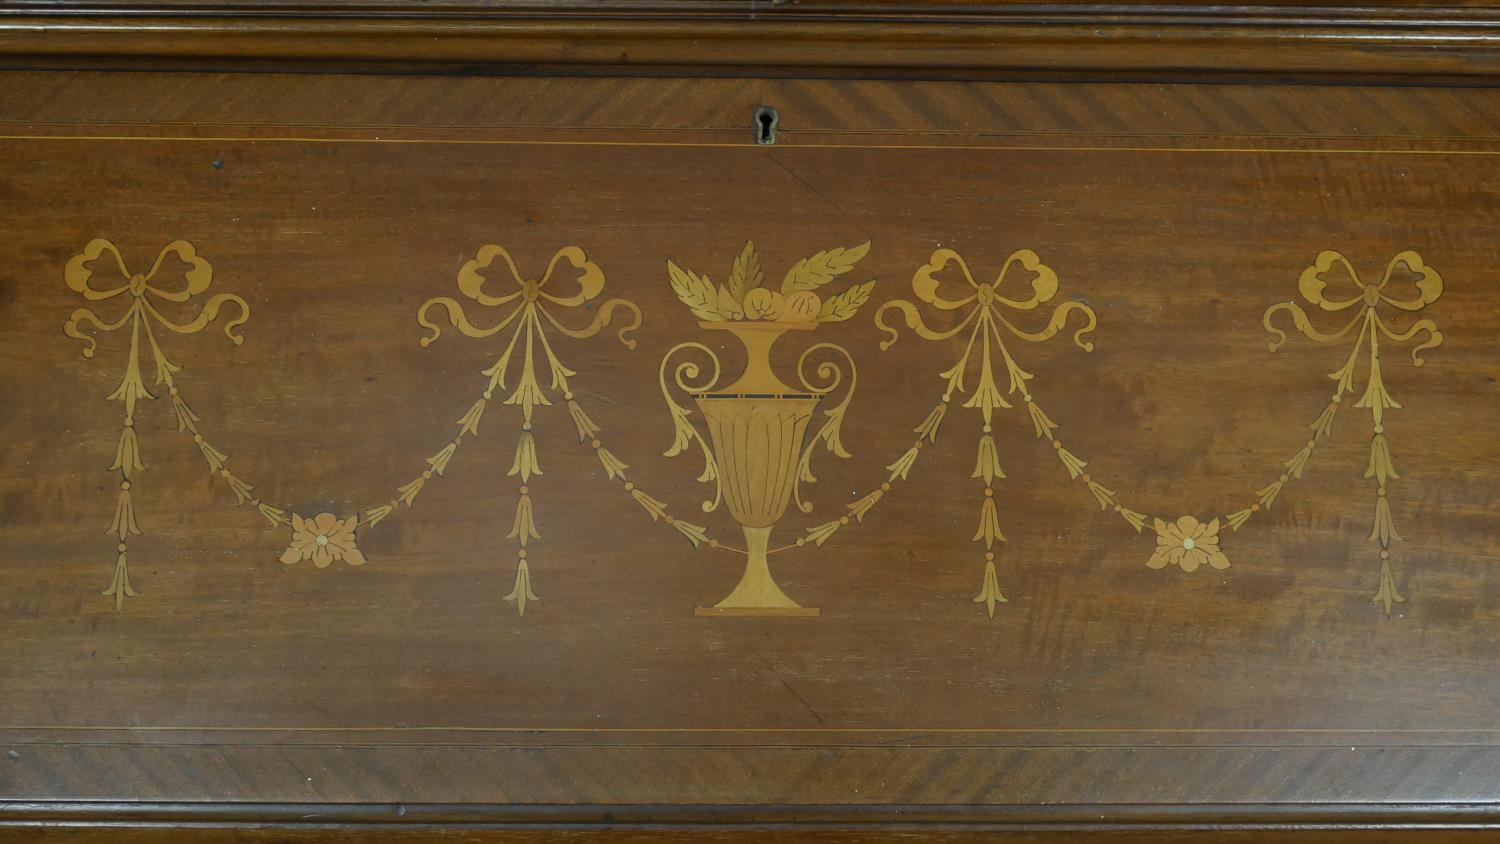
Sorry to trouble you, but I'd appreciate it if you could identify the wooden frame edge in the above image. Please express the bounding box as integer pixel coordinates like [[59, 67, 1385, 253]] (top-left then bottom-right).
[[4, 5, 1500, 81], [1, 802, 1499, 830]]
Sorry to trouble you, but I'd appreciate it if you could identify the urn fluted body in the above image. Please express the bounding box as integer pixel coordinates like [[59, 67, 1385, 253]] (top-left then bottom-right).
[[694, 320, 821, 614]]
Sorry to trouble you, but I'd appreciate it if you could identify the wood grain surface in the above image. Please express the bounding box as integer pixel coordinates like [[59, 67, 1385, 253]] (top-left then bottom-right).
[[1, 52, 1499, 840]]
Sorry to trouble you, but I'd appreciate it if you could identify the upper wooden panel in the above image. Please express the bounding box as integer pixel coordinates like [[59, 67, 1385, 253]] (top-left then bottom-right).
[[1, 71, 1499, 827]]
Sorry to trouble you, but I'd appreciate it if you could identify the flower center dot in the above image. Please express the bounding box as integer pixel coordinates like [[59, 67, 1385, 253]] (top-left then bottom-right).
[[315, 535, 329, 547], [1182, 537, 1196, 550]]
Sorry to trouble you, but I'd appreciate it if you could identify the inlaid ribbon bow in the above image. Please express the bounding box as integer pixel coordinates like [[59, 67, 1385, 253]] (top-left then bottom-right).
[[417, 245, 642, 424], [1265, 249, 1443, 368], [418, 245, 640, 345], [64, 239, 250, 419], [876, 248, 1097, 424], [64, 239, 249, 361]]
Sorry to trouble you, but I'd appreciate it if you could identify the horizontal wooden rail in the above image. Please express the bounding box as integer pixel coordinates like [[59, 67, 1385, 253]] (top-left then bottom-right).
[[3, 801, 1500, 830], [5, 4, 1500, 80]]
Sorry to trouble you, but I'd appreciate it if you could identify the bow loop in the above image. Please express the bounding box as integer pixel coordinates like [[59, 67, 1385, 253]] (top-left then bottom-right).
[[912, 249, 981, 311], [64, 239, 133, 302], [536, 246, 605, 307], [992, 248, 1060, 311], [1377, 251, 1443, 312], [1297, 250, 1367, 312], [456, 245, 527, 307], [139, 240, 214, 303]]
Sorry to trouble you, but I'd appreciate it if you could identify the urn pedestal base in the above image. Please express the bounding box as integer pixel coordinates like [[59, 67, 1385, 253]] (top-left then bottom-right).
[[694, 607, 821, 617], [695, 525, 820, 617]]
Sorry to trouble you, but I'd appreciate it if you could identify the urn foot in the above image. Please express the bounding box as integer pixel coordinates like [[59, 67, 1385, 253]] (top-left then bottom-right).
[[696, 526, 819, 617]]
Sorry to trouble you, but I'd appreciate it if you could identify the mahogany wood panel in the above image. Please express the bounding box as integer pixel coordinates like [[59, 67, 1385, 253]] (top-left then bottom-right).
[[2, 29, 1500, 842]]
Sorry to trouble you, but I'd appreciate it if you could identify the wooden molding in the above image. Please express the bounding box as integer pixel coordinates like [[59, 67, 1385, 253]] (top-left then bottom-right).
[[6, 3, 1500, 80], [3, 801, 1500, 836]]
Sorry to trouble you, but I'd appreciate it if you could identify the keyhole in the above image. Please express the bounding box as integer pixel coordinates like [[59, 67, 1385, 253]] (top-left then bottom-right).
[[754, 105, 779, 145]]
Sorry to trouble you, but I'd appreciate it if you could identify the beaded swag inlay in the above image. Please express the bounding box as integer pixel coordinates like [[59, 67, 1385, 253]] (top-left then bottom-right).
[[62, 239, 1444, 619]]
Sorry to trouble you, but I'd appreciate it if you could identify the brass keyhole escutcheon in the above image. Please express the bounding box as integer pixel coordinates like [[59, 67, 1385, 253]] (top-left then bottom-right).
[[754, 105, 779, 145]]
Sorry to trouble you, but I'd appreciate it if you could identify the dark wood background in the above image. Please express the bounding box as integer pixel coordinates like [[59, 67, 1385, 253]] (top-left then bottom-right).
[[3, 4, 1500, 839]]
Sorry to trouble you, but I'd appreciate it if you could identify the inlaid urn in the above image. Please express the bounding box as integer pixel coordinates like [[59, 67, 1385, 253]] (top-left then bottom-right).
[[693, 320, 822, 614]]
